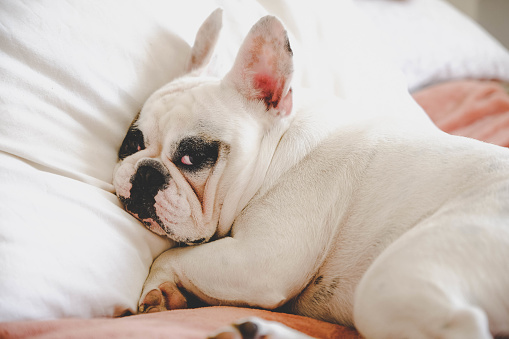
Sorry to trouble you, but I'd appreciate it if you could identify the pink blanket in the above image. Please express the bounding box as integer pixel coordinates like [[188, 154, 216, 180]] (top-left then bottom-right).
[[413, 80, 509, 147], [0, 306, 360, 339]]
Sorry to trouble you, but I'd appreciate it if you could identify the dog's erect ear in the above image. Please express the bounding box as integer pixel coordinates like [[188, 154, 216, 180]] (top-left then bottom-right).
[[225, 16, 293, 116], [186, 8, 223, 72]]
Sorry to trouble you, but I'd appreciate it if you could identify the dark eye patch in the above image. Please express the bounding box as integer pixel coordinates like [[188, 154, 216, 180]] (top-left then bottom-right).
[[118, 113, 146, 160], [173, 137, 219, 172]]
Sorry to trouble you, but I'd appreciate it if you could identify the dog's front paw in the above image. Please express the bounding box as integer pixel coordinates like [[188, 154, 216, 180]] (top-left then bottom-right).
[[138, 281, 188, 313], [208, 317, 316, 339]]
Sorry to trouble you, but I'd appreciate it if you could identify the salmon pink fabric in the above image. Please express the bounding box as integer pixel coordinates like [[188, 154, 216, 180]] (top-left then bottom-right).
[[0, 306, 361, 339], [413, 80, 509, 147]]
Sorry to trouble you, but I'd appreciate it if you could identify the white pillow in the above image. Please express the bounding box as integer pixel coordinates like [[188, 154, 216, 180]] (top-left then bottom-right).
[[354, 0, 509, 92]]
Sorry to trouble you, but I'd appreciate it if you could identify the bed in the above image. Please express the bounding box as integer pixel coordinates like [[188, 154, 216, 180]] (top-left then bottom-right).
[[1, 0, 509, 338]]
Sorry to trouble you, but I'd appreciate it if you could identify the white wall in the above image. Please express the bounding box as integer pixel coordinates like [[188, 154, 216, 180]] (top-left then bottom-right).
[[445, 0, 509, 50], [446, 0, 478, 18]]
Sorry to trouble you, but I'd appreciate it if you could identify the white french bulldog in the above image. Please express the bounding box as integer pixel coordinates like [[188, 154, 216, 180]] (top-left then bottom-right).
[[113, 9, 509, 339]]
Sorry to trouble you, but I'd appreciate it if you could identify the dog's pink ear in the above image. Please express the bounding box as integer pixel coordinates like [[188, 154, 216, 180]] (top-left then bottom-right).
[[186, 8, 223, 72], [225, 16, 293, 116]]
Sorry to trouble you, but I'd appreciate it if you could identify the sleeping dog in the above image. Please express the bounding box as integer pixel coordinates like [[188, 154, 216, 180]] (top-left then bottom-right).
[[113, 9, 509, 339]]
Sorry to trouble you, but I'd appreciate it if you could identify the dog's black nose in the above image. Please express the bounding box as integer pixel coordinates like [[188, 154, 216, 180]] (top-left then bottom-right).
[[133, 165, 167, 192], [123, 163, 168, 221]]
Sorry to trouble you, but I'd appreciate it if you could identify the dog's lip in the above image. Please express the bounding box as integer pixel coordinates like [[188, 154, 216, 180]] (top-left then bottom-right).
[[141, 216, 209, 245], [131, 215, 167, 237], [123, 200, 206, 244], [185, 237, 207, 245]]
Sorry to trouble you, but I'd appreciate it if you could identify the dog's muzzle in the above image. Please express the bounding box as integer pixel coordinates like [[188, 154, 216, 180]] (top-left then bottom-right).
[[115, 158, 205, 245], [118, 159, 169, 226]]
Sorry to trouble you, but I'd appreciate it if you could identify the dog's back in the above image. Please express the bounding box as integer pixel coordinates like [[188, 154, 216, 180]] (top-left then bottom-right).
[[276, 123, 509, 336]]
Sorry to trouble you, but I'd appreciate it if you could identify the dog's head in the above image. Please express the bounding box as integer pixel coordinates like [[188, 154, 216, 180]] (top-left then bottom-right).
[[113, 9, 294, 245]]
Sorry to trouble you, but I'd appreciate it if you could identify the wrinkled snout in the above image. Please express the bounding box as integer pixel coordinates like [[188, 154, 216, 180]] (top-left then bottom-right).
[[122, 160, 169, 221]]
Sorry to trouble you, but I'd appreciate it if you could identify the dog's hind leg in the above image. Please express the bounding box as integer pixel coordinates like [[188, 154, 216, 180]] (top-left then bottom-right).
[[353, 218, 509, 339]]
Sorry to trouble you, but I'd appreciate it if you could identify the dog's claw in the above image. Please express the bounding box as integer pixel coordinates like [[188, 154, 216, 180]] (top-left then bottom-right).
[[138, 282, 188, 313], [139, 289, 164, 313]]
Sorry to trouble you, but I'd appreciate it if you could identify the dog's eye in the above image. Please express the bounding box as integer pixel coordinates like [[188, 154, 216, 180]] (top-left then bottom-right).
[[179, 152, 207, 168], [174, 137, 219, 171], [181, 155, 194, 166], [118, 112, 146, 160], [118, 127, 145, 160]]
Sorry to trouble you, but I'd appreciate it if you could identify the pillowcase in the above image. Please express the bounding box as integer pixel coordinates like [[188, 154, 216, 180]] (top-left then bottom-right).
[[0, 306, 359, 339], [354, 0, 509, 92]]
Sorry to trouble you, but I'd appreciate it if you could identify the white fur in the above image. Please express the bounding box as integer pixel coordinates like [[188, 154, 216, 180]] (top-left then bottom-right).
[[114, 10, 509, 339]]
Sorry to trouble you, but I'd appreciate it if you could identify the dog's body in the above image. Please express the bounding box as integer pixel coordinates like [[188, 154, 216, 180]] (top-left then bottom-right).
[[113, 10, 509, 338]]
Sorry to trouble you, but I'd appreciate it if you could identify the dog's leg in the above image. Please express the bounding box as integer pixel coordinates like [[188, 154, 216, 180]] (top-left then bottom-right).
[[138, 234, 315, 313], [354, 209, 509, 339]]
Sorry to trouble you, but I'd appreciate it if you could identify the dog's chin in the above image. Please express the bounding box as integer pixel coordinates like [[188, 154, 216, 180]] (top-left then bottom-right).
[[138, 215, 210, 246]]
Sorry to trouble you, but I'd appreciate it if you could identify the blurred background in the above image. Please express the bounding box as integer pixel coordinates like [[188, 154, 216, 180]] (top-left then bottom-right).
[[446, 0, 509, 49]]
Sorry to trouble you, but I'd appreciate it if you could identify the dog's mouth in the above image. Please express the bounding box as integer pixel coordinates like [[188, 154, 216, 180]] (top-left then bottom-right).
[[119, 195, 165, 234], [120, 192, 206, 245], [121, 197, 207, 245]]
